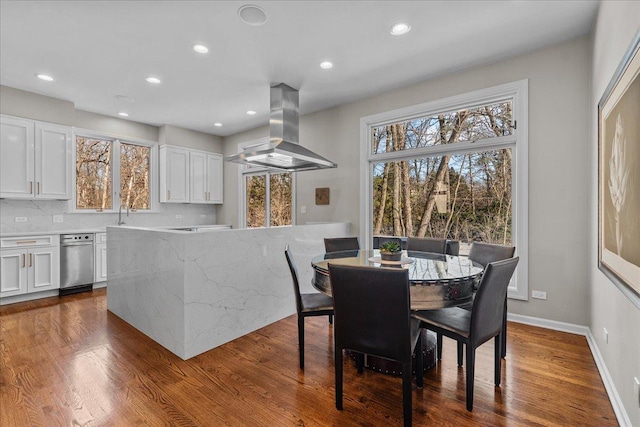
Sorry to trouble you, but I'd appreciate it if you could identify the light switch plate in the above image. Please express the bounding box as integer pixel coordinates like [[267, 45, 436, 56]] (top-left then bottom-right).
[[175, 214, 182, 219], [15, 217, 27, 222], [531, 290, 547, 300], [53, 215, 64, 223]]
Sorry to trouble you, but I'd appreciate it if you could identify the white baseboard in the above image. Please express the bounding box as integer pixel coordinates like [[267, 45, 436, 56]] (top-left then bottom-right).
[[508, 313, 632, 427]]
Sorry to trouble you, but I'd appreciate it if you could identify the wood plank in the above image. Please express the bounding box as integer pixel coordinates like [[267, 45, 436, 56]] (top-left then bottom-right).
[[0, 289, 618, 426]]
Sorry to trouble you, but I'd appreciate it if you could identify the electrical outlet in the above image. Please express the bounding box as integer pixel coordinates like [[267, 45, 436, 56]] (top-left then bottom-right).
[[15, 217, 27, 222], [603, 328, 608, 344], [53, 215, 64, 223], [200, 214, 206, 218], [634, 377, 639, 408], [531, 290, 547, 300], [175, 214, 182, 219], [300, 205, 307, 214]]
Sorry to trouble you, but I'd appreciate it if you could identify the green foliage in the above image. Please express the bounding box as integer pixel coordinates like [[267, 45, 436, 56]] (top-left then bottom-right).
[[380, 241, 401, 253]]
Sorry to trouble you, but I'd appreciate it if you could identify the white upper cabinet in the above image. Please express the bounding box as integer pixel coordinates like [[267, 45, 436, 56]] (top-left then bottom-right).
[[190, 151, 223, 204], [159, 145, 190, 203], [0, 116, 72, 200], [160, 145, 223, 204]]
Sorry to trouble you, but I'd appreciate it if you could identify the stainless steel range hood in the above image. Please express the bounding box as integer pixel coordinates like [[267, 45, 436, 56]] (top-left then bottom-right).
[[224, 83, 337, 171]]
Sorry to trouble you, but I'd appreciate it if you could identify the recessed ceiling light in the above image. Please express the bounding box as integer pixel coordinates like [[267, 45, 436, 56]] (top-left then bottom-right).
[[36, 73, 54, 82], [115, 95, 135, 103], [193, 44, 209, 54], [118, 112, 129, 117], [246, 110, 257, 115], [214, 122, 223, 127], [390, 23, 411, 36], [145, 76, 161, 84], [320, 61, 333, 69], [238, 4, 267, 26]]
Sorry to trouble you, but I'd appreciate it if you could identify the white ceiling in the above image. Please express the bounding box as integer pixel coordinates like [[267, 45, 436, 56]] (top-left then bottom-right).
[[0, 1, 598, 137]]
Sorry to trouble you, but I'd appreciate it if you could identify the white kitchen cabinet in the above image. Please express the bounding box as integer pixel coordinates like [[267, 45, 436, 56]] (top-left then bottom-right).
[[190, 151, 223, 204], [94, 232, 107, 283], [0, 115, 72, 200], [160, 145, 223, 204], [159, 145, 190, 203], [0, 235, 60, 298]]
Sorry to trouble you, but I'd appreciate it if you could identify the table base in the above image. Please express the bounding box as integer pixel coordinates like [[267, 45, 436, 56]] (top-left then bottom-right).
[[351, 330, 437, 376]]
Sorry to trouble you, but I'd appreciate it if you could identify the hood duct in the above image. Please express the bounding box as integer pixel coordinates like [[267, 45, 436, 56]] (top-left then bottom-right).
[[224, 83, 337, 171]]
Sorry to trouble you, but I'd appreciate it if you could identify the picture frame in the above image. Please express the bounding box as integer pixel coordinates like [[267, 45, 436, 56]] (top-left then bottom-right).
[[598, 30, 640, 304]]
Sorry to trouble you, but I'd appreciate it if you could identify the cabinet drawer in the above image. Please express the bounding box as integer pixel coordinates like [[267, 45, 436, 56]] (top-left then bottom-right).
[[1, 235, 59, 248]]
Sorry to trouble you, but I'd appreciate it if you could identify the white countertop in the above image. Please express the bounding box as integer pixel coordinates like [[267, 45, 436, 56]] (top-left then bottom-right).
[[0, 225, 231, 238]]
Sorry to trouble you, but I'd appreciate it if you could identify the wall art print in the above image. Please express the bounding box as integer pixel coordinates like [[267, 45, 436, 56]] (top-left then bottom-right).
[[598, 30, 640, 300]]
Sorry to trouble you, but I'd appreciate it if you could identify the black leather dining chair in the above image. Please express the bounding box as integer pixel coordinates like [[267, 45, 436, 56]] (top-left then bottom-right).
[[406, 237, 447, 254], [434, 241, 516, 364], [328, 264, 423, 427], [445, 239, 460, 256], [324, 237, 360, 253], [412, 257, 519, 411], [285, 245, 334, 370]]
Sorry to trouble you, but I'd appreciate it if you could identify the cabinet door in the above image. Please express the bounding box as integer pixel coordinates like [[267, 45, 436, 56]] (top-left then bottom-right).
[[190, 151, 208, 204], [28, 246, 59, 293], [160, 147, 190, 203], [35, 123, 72, 199], [94, 233, 107, 283], [0, 249, 28, 297], [0, 117, 34, 199], [207, 154, 223, 204]]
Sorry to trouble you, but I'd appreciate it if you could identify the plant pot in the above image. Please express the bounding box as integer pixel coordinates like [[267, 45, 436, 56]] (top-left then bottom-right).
[[380, 251, 402, 261]]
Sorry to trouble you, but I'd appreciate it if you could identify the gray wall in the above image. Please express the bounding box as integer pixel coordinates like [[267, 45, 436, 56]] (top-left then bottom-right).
[[222, 36, 592, 326], [0, 86, 225, 233], [590, 2, 640, 425]]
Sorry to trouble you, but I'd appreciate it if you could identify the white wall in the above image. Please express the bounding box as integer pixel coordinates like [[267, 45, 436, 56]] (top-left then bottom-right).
[[590, 2, 640, 425], [222, 36, 592, 325]]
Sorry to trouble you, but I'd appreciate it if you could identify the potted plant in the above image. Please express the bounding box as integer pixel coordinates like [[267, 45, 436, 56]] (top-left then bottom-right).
[[379, 241, 402, 261]]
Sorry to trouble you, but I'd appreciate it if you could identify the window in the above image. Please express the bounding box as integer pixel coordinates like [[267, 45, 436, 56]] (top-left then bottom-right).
[[73, 131, 156, 212], [361, 80, 528, 299], [239, 138, 295, 228], [244, 171, 293, 228]]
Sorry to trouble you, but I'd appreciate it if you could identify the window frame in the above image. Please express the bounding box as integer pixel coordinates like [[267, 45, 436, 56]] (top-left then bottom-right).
[[237, 138, 296, 228], [69, 128, 159, 213], [360, 80, 529, 300]]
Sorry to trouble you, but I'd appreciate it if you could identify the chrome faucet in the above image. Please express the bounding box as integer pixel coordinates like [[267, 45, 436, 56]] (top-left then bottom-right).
[[117, 204, 129, 225]]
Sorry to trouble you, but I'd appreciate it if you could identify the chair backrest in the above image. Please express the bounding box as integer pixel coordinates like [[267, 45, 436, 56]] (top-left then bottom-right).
[[470, 257, 519, 347], [406, 237, 447, 254], [328, 264, 413, 363], [284, 245, 303, 314], [468, 242, 515, 267], [445, 240, 460, 256], [324, 237, 360, 253]]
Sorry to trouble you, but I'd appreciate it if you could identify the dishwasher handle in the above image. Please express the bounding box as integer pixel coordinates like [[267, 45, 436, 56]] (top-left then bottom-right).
[[61, 241, 94, 247]]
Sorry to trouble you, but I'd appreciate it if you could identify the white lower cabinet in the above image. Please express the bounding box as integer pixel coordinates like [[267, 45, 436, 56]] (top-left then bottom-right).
[[94, 232, 107, 283], [0, 235, 60, 299]]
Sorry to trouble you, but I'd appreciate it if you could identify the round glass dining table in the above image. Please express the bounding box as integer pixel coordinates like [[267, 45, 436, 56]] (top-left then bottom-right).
[[311, 249, 483, 310]]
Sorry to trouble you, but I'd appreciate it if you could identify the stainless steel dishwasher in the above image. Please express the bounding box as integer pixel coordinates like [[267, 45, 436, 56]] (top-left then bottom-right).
[[60, 233, 94, 295]]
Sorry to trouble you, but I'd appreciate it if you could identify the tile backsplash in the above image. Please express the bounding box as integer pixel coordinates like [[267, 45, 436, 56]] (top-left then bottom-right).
[[0, 199, 219, 234]]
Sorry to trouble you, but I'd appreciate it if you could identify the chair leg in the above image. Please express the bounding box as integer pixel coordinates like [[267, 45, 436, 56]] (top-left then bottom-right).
[[495, 335, 502, 386], [415, 332, 424, 389], [457, 341, 464, 367], [501, 302, 507, 358], [335, 347, 343, 410], [402, 362, 412, 427], [465, 345, 475, 411], [436, 333, 443, 360], [355, 352, 364, 374], [298, 315, 305, 370], [329, 314, 333, 325]]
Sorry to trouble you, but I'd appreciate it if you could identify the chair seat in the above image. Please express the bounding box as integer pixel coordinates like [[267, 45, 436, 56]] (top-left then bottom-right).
[[412, 307, 471, 338], [301, 292, 334, 312]]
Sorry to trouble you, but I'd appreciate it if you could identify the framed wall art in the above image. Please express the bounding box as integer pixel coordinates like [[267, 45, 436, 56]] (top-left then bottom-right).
[[598, 29, 640, 302]]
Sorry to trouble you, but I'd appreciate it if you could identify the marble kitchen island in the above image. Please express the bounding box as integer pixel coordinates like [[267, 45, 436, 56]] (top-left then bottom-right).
[[106, 222, 350, 359]]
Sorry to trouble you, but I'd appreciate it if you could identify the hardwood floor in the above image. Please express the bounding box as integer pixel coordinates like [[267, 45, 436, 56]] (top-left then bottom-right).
[[1, 289, 617, 426]]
